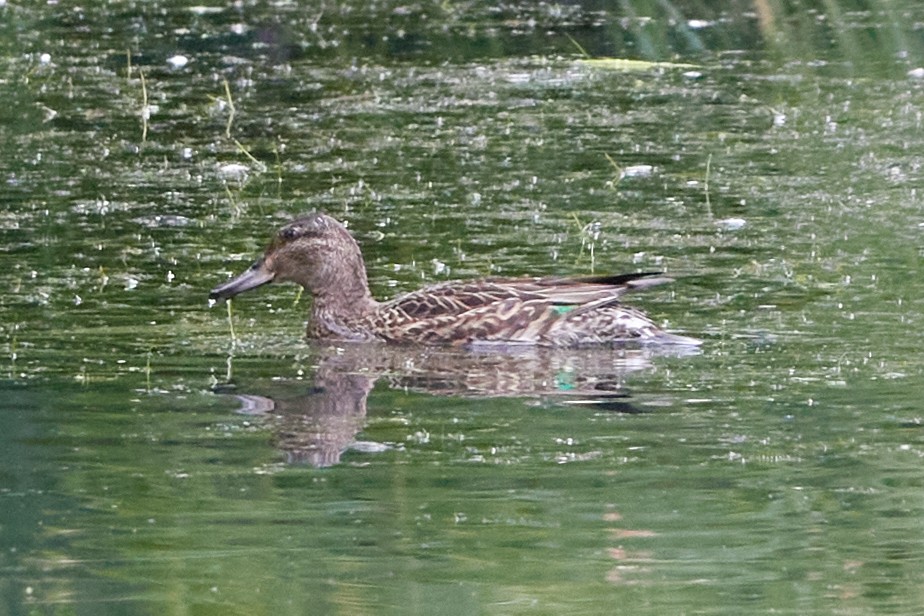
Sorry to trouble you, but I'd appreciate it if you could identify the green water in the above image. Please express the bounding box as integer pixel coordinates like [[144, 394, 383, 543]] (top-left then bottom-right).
[[3, 1, 924, 614]]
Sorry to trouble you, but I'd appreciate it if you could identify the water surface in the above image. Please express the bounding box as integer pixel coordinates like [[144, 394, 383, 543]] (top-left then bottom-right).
[[2, 1, 924, 614]]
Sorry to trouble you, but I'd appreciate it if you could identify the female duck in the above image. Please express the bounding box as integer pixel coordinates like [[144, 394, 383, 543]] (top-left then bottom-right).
[[209, 213, 700, 347]]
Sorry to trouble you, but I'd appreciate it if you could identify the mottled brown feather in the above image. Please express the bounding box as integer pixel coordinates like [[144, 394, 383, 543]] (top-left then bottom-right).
[[209, 213, 700, 347]]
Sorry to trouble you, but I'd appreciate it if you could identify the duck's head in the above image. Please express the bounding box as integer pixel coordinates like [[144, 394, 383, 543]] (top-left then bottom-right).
[[209, 213, 370, 303]]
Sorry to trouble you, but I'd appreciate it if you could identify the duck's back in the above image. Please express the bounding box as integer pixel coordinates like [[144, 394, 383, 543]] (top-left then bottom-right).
[[357, 273, 692, 347]]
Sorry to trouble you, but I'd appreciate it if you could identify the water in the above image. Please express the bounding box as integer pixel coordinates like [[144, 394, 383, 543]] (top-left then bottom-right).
[[3, 1, 924, 613]]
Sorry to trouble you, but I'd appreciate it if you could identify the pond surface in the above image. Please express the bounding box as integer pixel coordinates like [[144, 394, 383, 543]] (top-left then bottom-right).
[[3, 1, 924, 614]]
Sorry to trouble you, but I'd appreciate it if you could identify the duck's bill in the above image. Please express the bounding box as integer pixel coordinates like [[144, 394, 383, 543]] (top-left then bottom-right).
[[209, 259, 275, 301]]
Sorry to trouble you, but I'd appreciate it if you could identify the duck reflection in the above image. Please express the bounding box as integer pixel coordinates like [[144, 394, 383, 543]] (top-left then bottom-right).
[[219, 343, 698, 467]]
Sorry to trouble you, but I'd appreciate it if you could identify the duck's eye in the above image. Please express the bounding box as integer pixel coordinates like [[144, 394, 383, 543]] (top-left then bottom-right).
[[280, 226, 302, 241]]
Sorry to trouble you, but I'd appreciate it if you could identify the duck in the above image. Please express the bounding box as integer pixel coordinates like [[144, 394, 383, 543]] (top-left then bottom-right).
[[209, 213, 701, 347]]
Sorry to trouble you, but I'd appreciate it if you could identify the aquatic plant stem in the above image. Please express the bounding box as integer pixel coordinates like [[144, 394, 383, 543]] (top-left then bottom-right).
[[223, 79, 235, 139], [145, 350, 152, 393], [233, 139, 265, 170], [223, 183, 241, 218], [570, 213, 597, 273], [226, 299, 237, 349], [604, 152, 623, 187], [705, 153, 713, 218], [139, 69, 149, 143], [225, 353, 233, 382], [9, 326, 17, 379], [273, 142, 283, 197], [224, 298, 236, 380], [565, 33, 590, 58]]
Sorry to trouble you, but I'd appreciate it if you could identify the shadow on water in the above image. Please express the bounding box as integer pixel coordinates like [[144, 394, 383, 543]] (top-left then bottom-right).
[[215, 342, 699, 466]]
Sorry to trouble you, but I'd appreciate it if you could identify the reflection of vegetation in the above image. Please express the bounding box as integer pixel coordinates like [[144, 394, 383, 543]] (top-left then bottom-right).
[[282, 0, 924, 73], [3, 0, 919, 73], [747, 0, 923, 73], [569, 0, 922, 73]]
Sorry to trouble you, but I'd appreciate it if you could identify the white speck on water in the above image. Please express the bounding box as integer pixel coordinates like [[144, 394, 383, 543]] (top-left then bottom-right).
[[908, 67, 924, 79], [623, 164, 654, 178], [350, 441, 390, 454], [166, 270, 175, 283], [188, 5, 224, 15], [74, 294, 82, 306], [218, 163, 249, 179], [125, 277, 139, 290], [683, 70, 703, 79], [506, 72, 532, 84], [167, 54, 188, 69], [180, 147, 193, 159], [687, 19, 712, 29], [230, 23, 248, 35], [39, 52, 51, 64], [39, 104, 57, 122], [133, 214, 192, 228], [716, 217, 746, 230]]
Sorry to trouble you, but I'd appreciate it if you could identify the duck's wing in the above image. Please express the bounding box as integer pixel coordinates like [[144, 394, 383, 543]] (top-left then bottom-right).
[[368, 273, 671, 345], [499, 272, 672, 305], [380, 280, 545, 320]]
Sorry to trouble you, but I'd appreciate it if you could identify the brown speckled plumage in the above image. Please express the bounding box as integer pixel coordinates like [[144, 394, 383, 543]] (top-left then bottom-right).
[[209, 213, 700, 347]]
